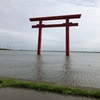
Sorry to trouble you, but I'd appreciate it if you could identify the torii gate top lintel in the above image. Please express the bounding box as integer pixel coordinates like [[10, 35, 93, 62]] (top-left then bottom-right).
[[29, 14, 81, 56], [29, 14, 81, 21]]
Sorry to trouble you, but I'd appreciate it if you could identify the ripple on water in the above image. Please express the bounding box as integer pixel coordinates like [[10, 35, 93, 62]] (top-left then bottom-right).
[[0, 51, 100, 88]]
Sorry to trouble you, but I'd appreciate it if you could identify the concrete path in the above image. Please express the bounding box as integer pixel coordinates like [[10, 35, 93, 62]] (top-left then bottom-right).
[[0, 88, 99, 100]]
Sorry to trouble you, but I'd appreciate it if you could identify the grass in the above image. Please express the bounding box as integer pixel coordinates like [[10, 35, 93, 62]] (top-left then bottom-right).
[[0, 78, 100, 98]]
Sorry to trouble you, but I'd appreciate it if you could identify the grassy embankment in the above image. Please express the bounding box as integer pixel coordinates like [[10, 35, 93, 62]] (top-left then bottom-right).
[[0, 78, 100, 98]]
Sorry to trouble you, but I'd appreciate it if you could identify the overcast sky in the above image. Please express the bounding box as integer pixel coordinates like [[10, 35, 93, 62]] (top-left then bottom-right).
[[0, 0, 100, 51]]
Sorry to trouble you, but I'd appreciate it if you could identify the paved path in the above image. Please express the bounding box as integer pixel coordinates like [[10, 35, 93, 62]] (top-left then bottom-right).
[[0, 88, 99, 100]]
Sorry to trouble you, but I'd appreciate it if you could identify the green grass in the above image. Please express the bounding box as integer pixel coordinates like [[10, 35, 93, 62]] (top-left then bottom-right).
[[0, 78, 100, 98]]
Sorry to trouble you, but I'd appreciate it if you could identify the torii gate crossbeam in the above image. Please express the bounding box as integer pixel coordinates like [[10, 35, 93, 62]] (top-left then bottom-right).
[[29, 14, 81, 56]]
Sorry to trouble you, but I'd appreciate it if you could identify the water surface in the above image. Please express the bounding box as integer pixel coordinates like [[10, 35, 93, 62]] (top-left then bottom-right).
[[0, 50, 100, 88]]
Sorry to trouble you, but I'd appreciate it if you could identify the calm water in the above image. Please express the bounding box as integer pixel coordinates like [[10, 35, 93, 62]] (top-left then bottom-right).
[[0, 50, 100, 88]]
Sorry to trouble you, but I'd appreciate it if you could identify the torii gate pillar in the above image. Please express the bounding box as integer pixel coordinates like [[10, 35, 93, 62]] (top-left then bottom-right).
[[37, 20, 42, 55], [66, 18, 69, 56], [29, 14, 81, 56]]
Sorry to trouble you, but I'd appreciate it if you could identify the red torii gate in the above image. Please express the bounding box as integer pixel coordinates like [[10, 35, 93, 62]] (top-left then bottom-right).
[[29, 14, 81, 56]]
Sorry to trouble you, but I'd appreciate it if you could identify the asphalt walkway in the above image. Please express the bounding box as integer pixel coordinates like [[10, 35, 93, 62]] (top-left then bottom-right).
[[0, 88, 99, 100]]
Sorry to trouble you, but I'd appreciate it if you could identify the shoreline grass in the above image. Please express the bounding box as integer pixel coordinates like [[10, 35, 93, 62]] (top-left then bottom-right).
[[0, 78, 100, 98]]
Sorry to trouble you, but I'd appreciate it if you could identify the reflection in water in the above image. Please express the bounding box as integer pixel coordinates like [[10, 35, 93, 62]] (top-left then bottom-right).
[[33, 54, 73, 85], [62, 56, 72, 84], [33, 55, 44, 82]]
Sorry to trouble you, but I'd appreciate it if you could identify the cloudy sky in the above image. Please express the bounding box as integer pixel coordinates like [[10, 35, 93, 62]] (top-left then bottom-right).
[[0, 0, 100, 51]]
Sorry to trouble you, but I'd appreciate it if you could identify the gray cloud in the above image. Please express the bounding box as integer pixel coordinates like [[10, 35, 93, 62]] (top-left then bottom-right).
[[57, 0, 100, 7]]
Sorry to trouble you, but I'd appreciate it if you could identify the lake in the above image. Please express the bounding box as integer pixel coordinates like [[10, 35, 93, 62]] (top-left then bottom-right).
[[0, 50, 100, 89]]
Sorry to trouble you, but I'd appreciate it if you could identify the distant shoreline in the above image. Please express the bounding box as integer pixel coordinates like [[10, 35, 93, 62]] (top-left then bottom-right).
[[0, 48, 10, 50], [0, 48, 100, 53]]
